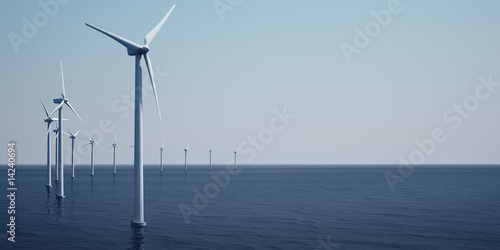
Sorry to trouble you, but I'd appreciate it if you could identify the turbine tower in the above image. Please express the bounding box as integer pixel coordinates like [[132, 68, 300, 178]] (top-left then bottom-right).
[[68, 129, 81, 178], [53, 128, 59, 182], [233, 149, 237, 171], [209, 148, 212, 171], [159, 141, 164, 173], [184, 146, 189, 172], [85, 130, 102, 176], [86, 4, 175, 227], [40, 98, 58, 187], [47, 61, 83, 199], [111, 133, 120, 175]]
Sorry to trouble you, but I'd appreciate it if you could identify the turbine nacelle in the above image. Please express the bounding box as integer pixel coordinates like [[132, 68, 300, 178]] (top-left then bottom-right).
[[44, 117, 57, 123], [127, 46, 150, 56], [68, 129, 80, 139], [53, 97, 67, 104]]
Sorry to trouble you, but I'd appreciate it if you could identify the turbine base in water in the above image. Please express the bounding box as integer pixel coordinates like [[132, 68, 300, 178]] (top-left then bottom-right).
[[131, 221, 147, 227]]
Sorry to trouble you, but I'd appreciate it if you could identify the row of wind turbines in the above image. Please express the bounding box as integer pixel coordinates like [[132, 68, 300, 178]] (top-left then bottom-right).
[[39, 4, 238, 227], [42, 124, 237, 179]]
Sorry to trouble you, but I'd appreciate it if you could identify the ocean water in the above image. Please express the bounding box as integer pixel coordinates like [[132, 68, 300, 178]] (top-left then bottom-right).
[[1, 165, 500, 249]]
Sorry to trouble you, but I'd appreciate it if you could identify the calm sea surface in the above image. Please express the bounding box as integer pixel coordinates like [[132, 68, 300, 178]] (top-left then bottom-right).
[[1, 165, 499, 249]]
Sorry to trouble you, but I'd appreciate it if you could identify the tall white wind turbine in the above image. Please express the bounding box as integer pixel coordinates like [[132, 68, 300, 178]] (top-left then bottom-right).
[[68, 129, 81, 178], [85, 130, 102, 176], [85, 4, 175, 227], [47, 61, 83, 199], [110, 133, 120, 175], [40, 98, 58, 187], [184, 146, 189, 172], [209, 148, 212, 171], [159, 141, 164, 173]]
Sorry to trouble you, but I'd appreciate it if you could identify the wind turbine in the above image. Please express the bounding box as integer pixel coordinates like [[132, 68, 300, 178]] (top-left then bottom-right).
[[85, 4, 175, 227], [184, 146, 189, 172], [233, 149, 237, 171], [209, 148, 212, 171], [40, 98, 58, 187], [110, 133, 120, 175], [159, 141, 164, 173], [47, 61, 83, 199], [67, 129, 81, 178], [85, 130, 102, 176]]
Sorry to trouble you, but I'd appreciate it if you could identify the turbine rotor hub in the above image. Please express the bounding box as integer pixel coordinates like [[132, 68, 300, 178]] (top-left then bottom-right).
[[127, 46, 149, 55]]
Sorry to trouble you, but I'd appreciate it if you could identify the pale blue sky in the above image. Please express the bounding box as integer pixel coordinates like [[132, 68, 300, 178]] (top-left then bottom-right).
[[1, 0, 500, 165]]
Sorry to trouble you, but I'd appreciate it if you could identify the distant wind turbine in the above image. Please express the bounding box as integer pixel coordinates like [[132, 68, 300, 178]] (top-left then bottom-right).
[[110, 133, 120, 175], [86, 4, 176, 227], [184, 146, 189, 172], [209, 148, 212, 171], [233, 149, 237, 171], [159, 141, 164, 173], [40, 98, 58, 187], [47, 61, 83, 199], [85, 130, 102, 176], [67, 129, 81, 178]]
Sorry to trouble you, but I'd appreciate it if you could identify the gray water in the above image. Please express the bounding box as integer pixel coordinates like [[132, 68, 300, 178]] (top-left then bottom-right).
[[1, 165, 500, 249]]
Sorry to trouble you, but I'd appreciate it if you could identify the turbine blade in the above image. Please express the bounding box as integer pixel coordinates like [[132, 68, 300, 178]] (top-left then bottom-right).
[[47, 102, 65, 118], [65, 102, 83, 121], [95, 141, 103, 151], [143, 53, 161, 120], [53, 133, 59, 144], [39, 98, 50, 117], [75, 129, 81, 137], [67, 129, 74, 137], [117, 144, 122, 152], [60, 60, 66, 98], [85, 23, 143, 52], [62, 131, 69, 136], [144, 5, 175, 46], [44, 123, 52, 144]]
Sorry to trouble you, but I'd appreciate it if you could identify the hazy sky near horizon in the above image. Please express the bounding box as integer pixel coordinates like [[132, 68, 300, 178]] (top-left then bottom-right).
[[1, 0, 500, 165]]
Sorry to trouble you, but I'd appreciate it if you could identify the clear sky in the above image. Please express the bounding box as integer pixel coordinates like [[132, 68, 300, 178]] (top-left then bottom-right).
[[1, 0, 499, 165]]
